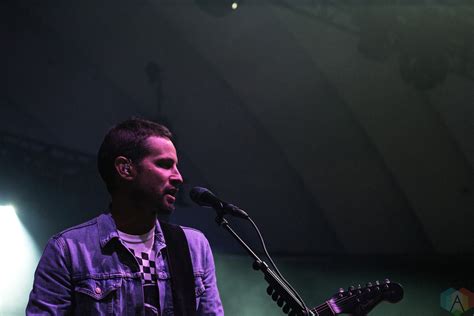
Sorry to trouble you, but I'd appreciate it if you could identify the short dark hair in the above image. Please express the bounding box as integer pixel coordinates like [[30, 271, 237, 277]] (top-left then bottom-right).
[[97, 117, 173, 194]]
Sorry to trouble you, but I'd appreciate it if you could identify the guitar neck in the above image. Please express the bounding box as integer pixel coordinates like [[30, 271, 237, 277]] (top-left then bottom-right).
[[310, 301, 336, 316]]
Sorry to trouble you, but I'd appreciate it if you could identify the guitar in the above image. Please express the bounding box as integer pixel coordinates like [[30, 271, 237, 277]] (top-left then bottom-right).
[[310, 279, 404, 315]]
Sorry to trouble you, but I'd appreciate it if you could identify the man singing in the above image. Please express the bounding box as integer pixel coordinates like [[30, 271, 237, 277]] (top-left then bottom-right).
[[27, 118, 224, 315]]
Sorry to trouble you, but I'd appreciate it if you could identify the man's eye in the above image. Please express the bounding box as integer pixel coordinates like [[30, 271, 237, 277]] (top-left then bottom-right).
[[156, 160, 173, 168]]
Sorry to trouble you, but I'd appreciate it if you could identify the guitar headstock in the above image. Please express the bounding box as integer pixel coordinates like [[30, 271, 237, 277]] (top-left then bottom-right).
[[325, 279, 403, 315]]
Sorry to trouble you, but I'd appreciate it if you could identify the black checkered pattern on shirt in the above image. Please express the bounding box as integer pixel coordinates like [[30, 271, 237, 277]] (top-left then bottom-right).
[[129, 248, 157, 284]]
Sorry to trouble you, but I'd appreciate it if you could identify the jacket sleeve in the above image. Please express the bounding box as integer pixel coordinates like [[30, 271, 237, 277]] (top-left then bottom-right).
[[197, 238, 224, 316], [26, 236, 72, 315]]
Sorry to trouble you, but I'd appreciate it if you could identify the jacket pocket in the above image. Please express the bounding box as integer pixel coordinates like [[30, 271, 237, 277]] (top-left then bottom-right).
[[74, 277, 122, 315]]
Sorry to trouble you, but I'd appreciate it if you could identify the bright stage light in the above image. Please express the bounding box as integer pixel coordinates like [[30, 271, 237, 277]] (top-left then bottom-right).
[[0, 205, 40, 315]]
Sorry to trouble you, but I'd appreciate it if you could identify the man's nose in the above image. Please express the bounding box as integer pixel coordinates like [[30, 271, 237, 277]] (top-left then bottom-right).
[[170, 167, 183, 186]]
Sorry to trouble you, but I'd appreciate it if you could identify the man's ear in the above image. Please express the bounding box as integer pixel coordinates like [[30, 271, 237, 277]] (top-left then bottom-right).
[[114, 156, 135, 180]]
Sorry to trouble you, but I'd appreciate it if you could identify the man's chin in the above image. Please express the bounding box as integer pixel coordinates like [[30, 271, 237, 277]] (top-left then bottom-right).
[[155, 202, 175, 216]]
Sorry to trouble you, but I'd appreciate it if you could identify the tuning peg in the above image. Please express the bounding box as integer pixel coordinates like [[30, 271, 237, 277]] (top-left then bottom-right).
[[357, 284, 362, 289], [385, 278, 391, 284], [272, 292, 279, 301], [282, 303, 290, 314], [366, 282, 373, 287], [277, 297, 285, 307], [339, 288, 345, 293], [349, 285, 355, 291], [267, 286, 274, 295], [375, 280, 380, 286], [289, 309, 298, 316]]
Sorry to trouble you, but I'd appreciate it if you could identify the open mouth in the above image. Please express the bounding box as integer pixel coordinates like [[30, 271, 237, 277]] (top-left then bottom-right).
[[164, 188, 178, 199]]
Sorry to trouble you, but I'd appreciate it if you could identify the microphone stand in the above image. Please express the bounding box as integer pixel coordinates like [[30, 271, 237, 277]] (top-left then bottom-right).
[[215, 213, 313, 316]]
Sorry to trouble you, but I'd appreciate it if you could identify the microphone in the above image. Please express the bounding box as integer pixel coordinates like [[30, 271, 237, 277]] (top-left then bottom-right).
[[190, 187, 249, 219]]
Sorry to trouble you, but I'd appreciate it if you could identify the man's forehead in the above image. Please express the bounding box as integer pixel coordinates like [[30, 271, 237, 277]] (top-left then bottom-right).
[[144, 136, 178, 157]]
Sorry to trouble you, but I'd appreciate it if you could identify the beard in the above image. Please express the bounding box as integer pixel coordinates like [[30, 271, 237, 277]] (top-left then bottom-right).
[[129, 186, 175, 216], [156, 197, 175, 215]]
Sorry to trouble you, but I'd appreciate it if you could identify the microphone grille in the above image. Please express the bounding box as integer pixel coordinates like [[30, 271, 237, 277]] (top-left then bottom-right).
[[189, 186, 209, 204]]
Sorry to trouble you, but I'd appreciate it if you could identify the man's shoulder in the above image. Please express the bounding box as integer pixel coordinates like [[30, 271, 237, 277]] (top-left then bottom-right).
[[179, 225, 215, 270], [179, 225, 211, 248], [180, 225, 206, 237], [160, 221, 206, 240], [51, 214, 103, 240]]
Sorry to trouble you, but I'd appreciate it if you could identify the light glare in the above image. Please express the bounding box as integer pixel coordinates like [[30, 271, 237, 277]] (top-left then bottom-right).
[[0, 205, 40, 314]]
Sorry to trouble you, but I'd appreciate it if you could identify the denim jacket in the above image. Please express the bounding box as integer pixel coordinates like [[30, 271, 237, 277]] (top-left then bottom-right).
[[26, 213, 224, 315]]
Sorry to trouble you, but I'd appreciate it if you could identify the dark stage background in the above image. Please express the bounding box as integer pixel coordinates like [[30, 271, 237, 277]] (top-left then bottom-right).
[[1, 0, 473, 315]]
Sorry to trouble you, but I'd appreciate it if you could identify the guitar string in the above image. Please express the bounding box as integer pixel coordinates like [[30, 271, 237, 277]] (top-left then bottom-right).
[[315, 293, 375, 313], [278, 292, 364, 315], [313, 295, 352, 314], [312, 295, 356, 314]]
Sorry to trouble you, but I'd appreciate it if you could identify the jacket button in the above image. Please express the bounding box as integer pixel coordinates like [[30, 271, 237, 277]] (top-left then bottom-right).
[[95, 287, 102, 294]]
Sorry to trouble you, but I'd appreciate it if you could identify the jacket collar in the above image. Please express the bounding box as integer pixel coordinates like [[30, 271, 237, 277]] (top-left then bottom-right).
[[97, 212, 166, 248]]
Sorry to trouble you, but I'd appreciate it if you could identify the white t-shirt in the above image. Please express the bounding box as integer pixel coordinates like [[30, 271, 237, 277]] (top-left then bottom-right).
[[118, 227, 160, 315]]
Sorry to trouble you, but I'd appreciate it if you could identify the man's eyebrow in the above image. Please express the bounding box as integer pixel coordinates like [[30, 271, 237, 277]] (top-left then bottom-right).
[[155, 156, 176, 160], [154, 157, 178, 164]]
